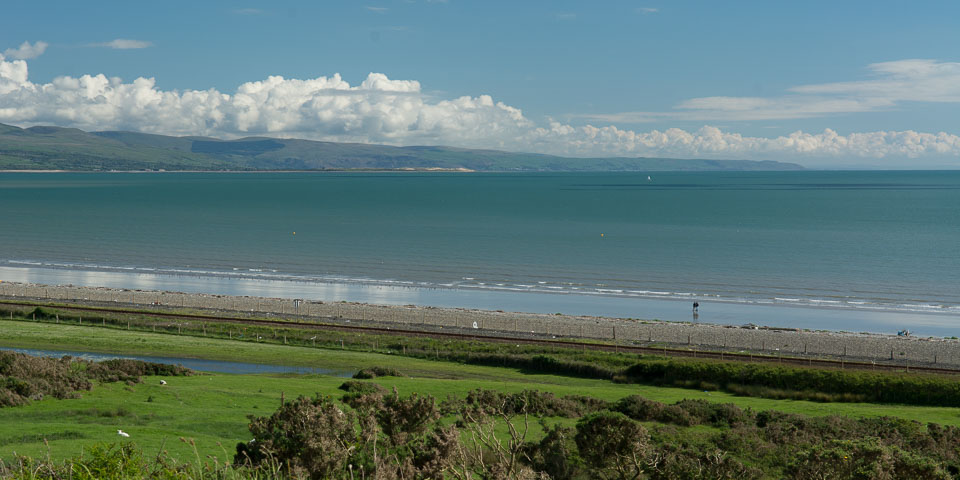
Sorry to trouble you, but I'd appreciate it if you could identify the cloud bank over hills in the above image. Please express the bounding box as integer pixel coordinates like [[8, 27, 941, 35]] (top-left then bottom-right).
[[1, 51, 958, 167]]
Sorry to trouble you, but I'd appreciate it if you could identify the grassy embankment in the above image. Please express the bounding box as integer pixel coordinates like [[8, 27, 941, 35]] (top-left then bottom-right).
[[3, 318, 960, 466]]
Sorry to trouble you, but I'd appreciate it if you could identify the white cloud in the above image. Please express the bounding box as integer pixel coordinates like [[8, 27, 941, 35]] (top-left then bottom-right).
[[0, 54, 958, 167], [585, 59, 960, 123], [233, 8, 264, 15], [791, 59, 960, 103], [365, 6, 389, 13], [521, 123, 960, 166], [92, 39, 154, 49], [636, 7, 659, 14], [2, 41, 48, 60]]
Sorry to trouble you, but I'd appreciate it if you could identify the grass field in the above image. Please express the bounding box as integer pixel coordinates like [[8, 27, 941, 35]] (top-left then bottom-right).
[[2, 319, 960, 464]]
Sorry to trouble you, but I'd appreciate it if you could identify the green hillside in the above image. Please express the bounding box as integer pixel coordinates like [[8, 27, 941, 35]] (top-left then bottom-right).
[[0, 123, 804, 172]]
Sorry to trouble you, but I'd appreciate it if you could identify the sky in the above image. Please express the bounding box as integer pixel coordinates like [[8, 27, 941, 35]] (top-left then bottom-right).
[[1, 0, 959, 168]]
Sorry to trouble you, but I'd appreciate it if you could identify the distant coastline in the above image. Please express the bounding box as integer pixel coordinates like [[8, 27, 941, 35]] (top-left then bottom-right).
[[0, 167, 476, 173], [0, 122, 803, 172]]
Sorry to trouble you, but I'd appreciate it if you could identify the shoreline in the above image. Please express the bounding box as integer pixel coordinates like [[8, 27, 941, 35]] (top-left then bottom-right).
[[1, 264, 957, 337], [2, 280, 959, 367]]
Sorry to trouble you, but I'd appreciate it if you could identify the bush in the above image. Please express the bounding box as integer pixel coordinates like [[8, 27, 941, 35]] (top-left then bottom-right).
[[456, 389, 608, 418], [352, 366, 405, 379], [613, 395, 665, 421], [657, 404, 697, 427], [575, 411, 649, 478], [786, 438, 951, 480], [238, 395, 357, 479], [673, 398, 753, 428], [337, 380, 387, 396]]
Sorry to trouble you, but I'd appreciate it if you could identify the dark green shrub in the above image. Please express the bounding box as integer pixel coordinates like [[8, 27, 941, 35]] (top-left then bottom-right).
[[238, 395, 357, 479], [575, 411, 649, 478], [337, 380, 387, 396], [786, 438, 950, 480], [523, 424, 581, 480], [657, 404, 697, 427], [457, 389, 607, 418], [353, 366, 405, 379], [613, 395, 665, 421]]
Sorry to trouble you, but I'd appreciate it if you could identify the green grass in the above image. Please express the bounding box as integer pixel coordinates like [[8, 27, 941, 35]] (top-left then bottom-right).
[[2, 319, 960, 464]]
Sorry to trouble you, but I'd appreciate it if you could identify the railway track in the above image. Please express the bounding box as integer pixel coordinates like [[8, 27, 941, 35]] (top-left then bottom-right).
[[3, 299, 959, 376]]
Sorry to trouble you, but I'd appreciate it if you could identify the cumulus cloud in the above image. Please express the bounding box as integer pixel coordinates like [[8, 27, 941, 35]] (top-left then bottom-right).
[[0, 54, 958, 166], [2, 41, 48, 60], [91, 39, 153, 49], [585, 59, 960, 123]]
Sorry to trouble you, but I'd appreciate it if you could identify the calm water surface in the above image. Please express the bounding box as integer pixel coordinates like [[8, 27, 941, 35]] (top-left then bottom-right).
[[2, 171, 958, 334]]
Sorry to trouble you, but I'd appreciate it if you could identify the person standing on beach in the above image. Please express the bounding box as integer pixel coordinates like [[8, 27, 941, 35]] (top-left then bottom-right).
[[693, 301, 699, 313]]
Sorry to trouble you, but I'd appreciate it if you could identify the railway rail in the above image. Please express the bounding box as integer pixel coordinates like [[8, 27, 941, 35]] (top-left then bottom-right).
[[3, 299, 959, 376]]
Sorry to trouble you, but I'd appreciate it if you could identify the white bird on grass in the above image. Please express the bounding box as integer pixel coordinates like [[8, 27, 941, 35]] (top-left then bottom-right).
[[118, 430, 130, 438], [159, 380, 167, 385]]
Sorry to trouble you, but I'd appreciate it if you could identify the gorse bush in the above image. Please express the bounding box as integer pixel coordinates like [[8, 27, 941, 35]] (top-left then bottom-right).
[[442, 389, 609, 418]]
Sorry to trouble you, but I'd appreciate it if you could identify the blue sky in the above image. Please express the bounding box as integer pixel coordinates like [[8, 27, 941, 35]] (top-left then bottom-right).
[[2, 0, 959, 167]]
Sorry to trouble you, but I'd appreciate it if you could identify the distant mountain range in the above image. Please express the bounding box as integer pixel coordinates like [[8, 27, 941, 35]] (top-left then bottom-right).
[[0, 123, 803, 172]]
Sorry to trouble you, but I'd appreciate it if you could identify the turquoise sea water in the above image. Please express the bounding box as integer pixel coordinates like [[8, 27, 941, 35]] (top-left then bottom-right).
[[1, 171, 958, 334]]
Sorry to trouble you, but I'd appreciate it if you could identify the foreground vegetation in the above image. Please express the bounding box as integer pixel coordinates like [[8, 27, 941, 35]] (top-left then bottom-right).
[[2, 313, 960, 478], [3, 383, 959, 479]]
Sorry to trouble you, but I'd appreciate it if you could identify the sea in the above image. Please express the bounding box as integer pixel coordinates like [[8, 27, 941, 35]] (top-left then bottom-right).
[[1, 171, 958, 336]]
